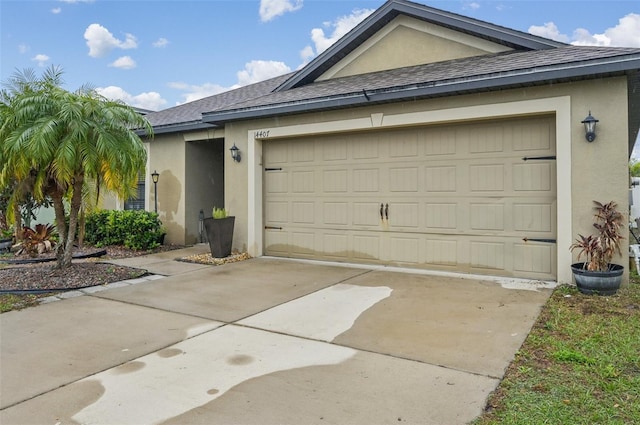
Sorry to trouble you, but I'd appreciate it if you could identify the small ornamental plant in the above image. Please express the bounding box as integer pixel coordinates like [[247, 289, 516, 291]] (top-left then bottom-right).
[[570, 201, 625, 271], [212, 207, 228, 219]]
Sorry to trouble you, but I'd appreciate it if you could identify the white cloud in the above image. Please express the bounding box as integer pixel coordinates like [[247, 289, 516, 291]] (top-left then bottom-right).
[[529, 13, 640, 47], [109, 56, 136, 69], [152, 37, 169, 48], [260, 0, 303, 22], [51, 7, 62, 14], [572, 13, 640, 47], [308, 8, 374, 56], [528, 22, 570, 43], [31, 54, 50, 67], [463, 2, 480, 11], [84, 23, 138, 58], [299, 45, 315, 66], [96, 86, 167, 111], [171, 60, 291, 105], [168, 82, 230, 104], [18, 43, 29, 54], [59, 0, 94, 3], [237, 60, 291, 85]]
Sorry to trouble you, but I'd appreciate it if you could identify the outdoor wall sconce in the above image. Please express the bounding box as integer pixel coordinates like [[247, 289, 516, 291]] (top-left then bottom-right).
[[581, 111, 599, 142], [151, 170, 159, 213], [230, 143, 241, 162]]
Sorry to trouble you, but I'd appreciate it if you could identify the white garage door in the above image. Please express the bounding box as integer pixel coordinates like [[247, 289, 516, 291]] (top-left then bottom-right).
[[264, 116, 557, 280]]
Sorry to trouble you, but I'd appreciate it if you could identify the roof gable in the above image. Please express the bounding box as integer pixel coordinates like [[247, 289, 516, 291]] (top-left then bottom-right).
[[276, 0, 565, 91], [316, 14, 513, 81]]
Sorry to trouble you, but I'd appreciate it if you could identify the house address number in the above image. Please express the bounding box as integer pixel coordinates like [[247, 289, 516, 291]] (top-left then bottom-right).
[[254, 130, 270, 138]]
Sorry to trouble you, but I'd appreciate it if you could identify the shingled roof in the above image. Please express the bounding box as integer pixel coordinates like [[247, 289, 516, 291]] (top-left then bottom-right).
[[202, 46, 640, 123], [144, 73, 292, 134]]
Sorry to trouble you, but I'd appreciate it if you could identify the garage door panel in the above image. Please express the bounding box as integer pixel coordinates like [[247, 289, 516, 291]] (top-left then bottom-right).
[[264, 116, 557, 280], [352, 134, 380, 159], [322, 233, 349, 258], [513, 202, 554, 233], [389, 203, 419, 228], [322, 138, 348, 161], [422, 127, 457, 156], [389, 129, 419, 157], [265, 171, 288, 193], [265, 230, 289, 255], [292, 171, 315, 193], [323, 169, 348, 192], [291, 140, 315, 162], [469, 164, 505, 192], [390, 167, 419, 192], [353, 168, 380, 192], [512, 120, 554, 151], [470, 203, 505, 231], [514, 243, 554, 274], [353, 234, 381, 260], [425, 239, 458, 266], [292, 202, 315, 224], [424, 166, 457, 192], [291, 232, 315, 255], [265, 201, 288, 223], [388, 236, 420, 264], [425, 203, 458, 229], [513, 163, 553, 191], [470, 241, 506, 270], [323, 202, 349, 225], [353, 202, 382, 227], [467, 125, 504, 154]]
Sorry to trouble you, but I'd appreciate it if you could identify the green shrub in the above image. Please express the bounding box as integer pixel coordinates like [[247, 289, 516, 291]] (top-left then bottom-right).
[[85, 210, 164, 250]]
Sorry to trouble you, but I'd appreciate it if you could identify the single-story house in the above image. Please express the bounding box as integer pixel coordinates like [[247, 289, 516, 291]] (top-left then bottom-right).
[[108, 0, 640, 283]]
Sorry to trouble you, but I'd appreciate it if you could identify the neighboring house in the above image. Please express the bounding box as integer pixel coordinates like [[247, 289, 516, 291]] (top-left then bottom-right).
[[116, 0, 640, 283]]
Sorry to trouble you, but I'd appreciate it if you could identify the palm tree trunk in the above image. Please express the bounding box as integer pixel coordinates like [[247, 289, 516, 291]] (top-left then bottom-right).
[[58, 175, 84, 268], [12, 202, 23, 241], [50, 188, 67, 263]]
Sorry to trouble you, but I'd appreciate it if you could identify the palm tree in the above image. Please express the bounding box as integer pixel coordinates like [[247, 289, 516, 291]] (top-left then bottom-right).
[[0, 67, 152, 268]]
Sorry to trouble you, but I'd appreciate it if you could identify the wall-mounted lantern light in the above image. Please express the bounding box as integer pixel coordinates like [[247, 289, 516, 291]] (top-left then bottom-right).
[[581, 111, 599, 142], [230, 143, 241, 162], [151, 170, 159, 213]]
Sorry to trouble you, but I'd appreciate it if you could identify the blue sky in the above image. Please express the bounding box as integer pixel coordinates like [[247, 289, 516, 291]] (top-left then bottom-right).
[[1, 0, 639, 111]]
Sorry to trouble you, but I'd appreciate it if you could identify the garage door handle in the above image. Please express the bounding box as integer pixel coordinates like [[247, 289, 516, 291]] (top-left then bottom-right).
[[385, 203, 389, 220], [380, 203, 384, 220]]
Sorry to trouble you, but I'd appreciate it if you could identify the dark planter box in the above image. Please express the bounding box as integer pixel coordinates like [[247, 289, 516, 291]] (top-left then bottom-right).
[[571, 262, 623, 295], [0, 238, 12, 253], [204, 217, 235, 258]]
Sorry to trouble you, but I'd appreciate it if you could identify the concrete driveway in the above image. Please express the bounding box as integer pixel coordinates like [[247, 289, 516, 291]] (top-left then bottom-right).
[[0, 246, 553, 424]]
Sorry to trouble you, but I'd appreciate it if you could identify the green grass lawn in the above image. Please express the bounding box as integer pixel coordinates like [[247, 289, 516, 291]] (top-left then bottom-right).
[[474, 278, 640, 425]]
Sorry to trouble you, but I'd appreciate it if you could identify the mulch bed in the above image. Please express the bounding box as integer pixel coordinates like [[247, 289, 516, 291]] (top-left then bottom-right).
[[0, 245, 185, 293]]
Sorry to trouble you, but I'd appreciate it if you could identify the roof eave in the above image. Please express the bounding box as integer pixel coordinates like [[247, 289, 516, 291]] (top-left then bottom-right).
[[202, 57, 640, 125], [135, 121, 218, 136]]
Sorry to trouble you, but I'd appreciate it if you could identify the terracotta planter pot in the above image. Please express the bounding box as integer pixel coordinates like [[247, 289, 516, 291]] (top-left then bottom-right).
[[203, 217, 235, 258], [571, 262, 623, 295]]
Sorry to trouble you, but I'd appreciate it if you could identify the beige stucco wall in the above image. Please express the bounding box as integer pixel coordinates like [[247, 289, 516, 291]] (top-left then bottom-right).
[[318, 15, 512, 80], [222, 76, 630, 283], [567, 78, 630, 277], [147, 133, 187, 245]]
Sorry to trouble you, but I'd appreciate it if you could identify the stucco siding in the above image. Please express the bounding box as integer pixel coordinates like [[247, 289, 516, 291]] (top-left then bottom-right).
[[568, 77, 630, 280], [318, 15, 512, 81], [148, 133, 187, 245]]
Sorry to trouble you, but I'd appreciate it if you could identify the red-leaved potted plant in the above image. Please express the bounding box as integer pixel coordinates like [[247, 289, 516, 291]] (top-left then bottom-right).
[[569, 200, 624, 295]]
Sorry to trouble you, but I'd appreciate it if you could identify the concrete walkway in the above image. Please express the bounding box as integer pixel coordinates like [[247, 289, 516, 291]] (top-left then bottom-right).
[[0, 246, 553, 424]]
